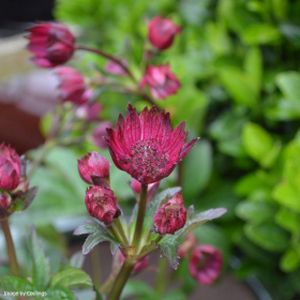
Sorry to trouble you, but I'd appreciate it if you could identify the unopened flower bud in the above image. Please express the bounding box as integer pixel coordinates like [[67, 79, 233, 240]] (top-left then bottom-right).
[[85, 185, 120, 225], [0, 144, 21, 191], [78, 152, 110, 185], [27, 22, 75, 68], [189, 245, 223, 285], [153, 192, 186, 234], [0, 192, 11, 210], [148, 16, 181, 50]]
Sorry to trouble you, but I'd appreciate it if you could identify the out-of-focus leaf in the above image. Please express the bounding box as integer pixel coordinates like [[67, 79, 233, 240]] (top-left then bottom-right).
[[275, 208, 300, 234], [280, 247, 300, 272], [45, 287, 76, 300], [0, 276, 34, 291]]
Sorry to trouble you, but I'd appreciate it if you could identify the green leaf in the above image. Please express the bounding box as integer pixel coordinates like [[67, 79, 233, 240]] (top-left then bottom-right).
[[45, 287, 76, 300], [244, 223, 289, 252], [123, 280, 156, 299], [183, 140, 212, 197], [30, 230, 50, 289], [74, 220, 114, 255], [276, 71, 300, 103], [159, 234, 182, 269], [242, 122, 281, 167], [236, 201, 276, 224], [0, 276, 34, 291], [280, 247, 300, 272], [50, 267, 92, 288], [275, 208, 300, 234], [69, 252, 85, 269]]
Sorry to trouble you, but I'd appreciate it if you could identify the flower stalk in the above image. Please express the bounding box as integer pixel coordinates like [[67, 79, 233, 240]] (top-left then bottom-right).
[[0, 218, 19, 276]]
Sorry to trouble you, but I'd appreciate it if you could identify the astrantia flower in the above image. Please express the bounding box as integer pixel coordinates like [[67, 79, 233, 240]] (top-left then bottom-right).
[[153, 192, 187, 234], [0, 144, 21, 190], [92, 121, 112, 149], [140, 65, 180, 100], [189, 245, 223, 285], [106, 105, 197, 184], [55, 66, 92, 105], [85, 185, 120, 225], [148, 16, 181, 50], [78, 152, 110, 185], [27, 22, 75, 68]]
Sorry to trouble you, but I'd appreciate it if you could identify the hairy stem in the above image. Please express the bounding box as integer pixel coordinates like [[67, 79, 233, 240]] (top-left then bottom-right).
[[76, 46, 136, 82], [113, 218, 129, 247], [1, 219, 19, 276], [132, 184, 148, 248], [107, 259, 134, 300]]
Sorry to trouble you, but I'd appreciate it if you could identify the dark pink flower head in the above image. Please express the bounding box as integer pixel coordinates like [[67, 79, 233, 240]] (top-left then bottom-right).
[[27, 22, 75, 68], [55, 66, 92, 105], [140, 65, 180, 100], [153, 192, 187, 234], [148, 16, 181, 50], [0, 144, 21, 190], [78, 152, 110, 185], [118, 250, 149, 274], [92, 121, 112, 149], [130, 178, 160, 202], [105, 60, 128, 76], [76, 102, 102, 122], [106, 105, 197, 184], [85, 185, 120, 225], [189, 245, 223, 285]]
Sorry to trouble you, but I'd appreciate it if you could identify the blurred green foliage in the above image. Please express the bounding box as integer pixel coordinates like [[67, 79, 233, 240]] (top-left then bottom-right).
[[51, 0, 300, 299]]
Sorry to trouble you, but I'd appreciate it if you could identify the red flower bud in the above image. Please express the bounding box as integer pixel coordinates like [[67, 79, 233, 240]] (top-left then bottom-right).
[[85, 185, 120, 225], [178, 233, 197, 258], [27, 22, 75, 68], [153, 192, 187, 234], [76, 102, 102, 122], [55, 66, 92, 105], [140, 65, 180, 100], [130, 178, 159, 201], [0, 144, 21, 190], [106, 105, 197, 184], [189, 245, 223, 285], [105, 60, 128, 76], [148, 16, 181, 50], [78, 152, 110, 185], [92, 121, 112, 149]]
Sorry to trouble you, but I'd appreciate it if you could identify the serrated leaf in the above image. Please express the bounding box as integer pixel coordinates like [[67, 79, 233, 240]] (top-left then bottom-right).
[[50, 267, 92, 288], [0, 276, 34, 291], [74, 220, 114, 255], [45, 287, 76, 300], [30, 230, 50, 289], [159, 235, 182, 269]]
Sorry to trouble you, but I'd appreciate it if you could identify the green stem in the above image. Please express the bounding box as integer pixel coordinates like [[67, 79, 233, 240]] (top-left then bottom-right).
[[155, 257, 169, 296], [113, 219, 129, 246], [0, 219, 19, 276], [132, 184, 148, 248], [107, 259, 134, 300]]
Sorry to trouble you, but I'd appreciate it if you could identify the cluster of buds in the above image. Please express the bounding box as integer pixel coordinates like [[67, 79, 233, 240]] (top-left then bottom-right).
[[178, 233, 223, 285], [0, 144, 36, 220]]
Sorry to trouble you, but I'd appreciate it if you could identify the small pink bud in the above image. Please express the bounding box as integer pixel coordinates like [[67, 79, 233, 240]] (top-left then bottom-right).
[[0, 144, 21, 190], [92, 121, 112, 149], [105, 60, 128, 76], [189, 245, 223, 285], [148, 16, 181, 50], [78, 152, 110, 185], [27, 22, 75, 68], [76, 102, 102, 121], [178, 233, 197, 258], [85, 185, 120, 225], [140, 65, 180, 100], [153, 192, 187, 234], [0, 192, 11, 210], [55, 66, 91, 105], [130, 178, 160, 201]]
